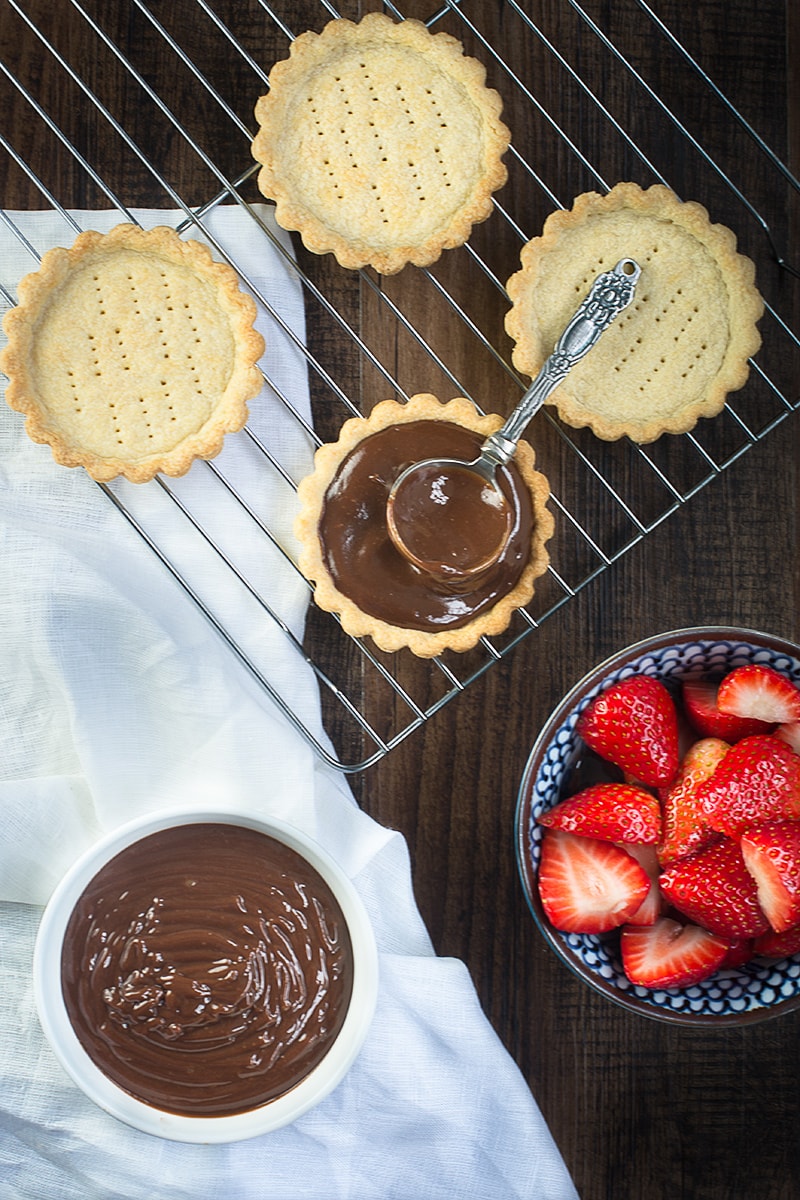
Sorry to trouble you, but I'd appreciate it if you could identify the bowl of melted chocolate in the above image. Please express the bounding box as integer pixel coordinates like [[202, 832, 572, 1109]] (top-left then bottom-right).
[[33, 809, 378, 1141]]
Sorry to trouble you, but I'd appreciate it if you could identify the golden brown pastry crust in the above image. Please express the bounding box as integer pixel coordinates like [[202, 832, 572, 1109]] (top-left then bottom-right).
[[294, 394, 554, 658], [252, 13, 510, 275], [1, 223, 264, 482], [504, 182, 764, 443]]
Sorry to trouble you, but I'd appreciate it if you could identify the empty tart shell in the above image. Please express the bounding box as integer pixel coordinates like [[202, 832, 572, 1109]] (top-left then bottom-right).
[[294, 394, 554, 658], [505, 182, 764, 443], [251, 13, 511, 275], [1, 223, 265, 482]]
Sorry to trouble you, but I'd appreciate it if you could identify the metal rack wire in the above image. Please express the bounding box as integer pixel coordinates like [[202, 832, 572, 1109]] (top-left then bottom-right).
[[1, 0, 798, 771]]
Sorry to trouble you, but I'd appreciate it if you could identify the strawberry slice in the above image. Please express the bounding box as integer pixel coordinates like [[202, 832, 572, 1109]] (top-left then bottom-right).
[[537, 829, 650, 933], [577, 675, 679, 788], [621, 916, 728, 988], [539, 783, 661, 844], [659, 837, 769, 939], [657, 737, 730, 866], [623, 843, 663, 926], [682, 677, 774, 742], [740, 821, 800, 933], [753, 924, 800, 958], [717, 664, 800, 726], [697, 734, 800, 838]]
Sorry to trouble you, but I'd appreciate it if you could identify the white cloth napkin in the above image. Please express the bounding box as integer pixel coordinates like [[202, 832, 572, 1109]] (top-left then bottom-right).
[[0, 207, 578, 1200]]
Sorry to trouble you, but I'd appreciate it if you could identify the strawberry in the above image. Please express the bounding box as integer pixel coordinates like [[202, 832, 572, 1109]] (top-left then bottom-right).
[[623, 843, 663, 926], [576, 675, 679, 788], [697, 734, 800, 838], [537, 829, 650, 933], [659, 837, 769, 939], [775, 721, 800, 756], [657, 737, 730, 866], [740, 821, 800, 933], [682, 677, 774, 742], [719, 937, 754, 969], [539, 783, 661, 844], [753, 924, 800, 958], [620, 916, 729, 988], [717, 664, 800, 725]]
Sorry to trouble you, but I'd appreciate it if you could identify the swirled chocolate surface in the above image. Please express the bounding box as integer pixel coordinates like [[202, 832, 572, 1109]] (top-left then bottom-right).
[[319, 420, 534, 630], [61, 823, 354, 1117]]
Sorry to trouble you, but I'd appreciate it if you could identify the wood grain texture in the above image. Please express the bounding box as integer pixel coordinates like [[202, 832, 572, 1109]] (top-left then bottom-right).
[[1, 1, 798, 1196]]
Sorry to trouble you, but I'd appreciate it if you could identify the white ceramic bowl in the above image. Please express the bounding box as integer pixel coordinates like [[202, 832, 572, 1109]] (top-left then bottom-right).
[[516, 627, 800, 1025], [34, 807, 379, 1142]]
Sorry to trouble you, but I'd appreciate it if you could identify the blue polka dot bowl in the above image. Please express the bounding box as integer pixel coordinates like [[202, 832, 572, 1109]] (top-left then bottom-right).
[[515, 627, 800, 1025]]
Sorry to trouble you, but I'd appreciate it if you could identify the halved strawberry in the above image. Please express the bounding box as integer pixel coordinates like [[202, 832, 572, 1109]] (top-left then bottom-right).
[[621, 916, 729, 988], [623, 843, 663, 926], [537, 829, 650, 934], [576, 675, 679, 788], [539, 783, 661, 844], [659, 837, 770, 939], [682, 677, 774, 742], [697, 735, 800, 838], [753, 924, 800, 958], [657, 737, 730, 866], [717, 665, 800, 726], [740, 821, 800, 933]]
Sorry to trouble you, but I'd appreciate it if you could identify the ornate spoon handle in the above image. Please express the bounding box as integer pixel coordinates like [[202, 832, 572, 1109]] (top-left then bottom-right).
[[480, 257, 641, 469]]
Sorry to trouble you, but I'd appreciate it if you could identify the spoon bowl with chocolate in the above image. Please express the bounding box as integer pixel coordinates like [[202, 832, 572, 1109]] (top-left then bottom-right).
[[386, 259, 640, 584], [33, 808, 378, 1142]]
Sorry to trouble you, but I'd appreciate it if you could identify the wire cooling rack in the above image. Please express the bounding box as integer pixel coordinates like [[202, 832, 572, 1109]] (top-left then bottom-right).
[[1, 0, 798, 771]]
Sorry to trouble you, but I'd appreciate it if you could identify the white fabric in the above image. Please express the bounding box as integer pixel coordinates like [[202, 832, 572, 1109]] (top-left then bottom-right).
[[0, 207, 578, 1200]]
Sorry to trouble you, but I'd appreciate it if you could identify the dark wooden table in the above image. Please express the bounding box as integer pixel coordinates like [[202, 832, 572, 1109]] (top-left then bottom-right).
[[2, 2, 798, 1197]]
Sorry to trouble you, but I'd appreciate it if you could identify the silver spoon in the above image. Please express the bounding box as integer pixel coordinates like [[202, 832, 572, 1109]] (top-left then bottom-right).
[[386, 257, 642, 584]]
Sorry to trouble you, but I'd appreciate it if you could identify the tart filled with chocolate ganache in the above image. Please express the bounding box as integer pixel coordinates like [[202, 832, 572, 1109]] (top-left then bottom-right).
[[60, 823, 354, 1117], [295, 395, 554, 657]]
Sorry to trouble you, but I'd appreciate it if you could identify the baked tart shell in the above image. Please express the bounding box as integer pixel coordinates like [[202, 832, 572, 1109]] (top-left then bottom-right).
[[505, 182, 764, 443], [252, 13, 510, 276], [1, 223, 265, 482]]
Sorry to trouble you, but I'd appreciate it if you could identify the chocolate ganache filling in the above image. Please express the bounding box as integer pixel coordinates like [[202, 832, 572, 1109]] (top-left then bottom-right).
[[61, 823, 354, 1117], [319, 420, 534, 630]]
